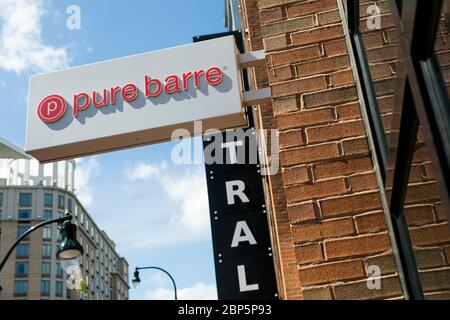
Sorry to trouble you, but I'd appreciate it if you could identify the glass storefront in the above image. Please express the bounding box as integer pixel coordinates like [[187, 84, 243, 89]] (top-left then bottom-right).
[[344, 0, 450, 299]]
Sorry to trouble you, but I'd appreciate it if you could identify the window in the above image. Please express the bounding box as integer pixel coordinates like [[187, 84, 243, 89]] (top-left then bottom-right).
[[55, 281, 63, 297], [14, 280, 28, 296], [68, 198, 73, 211], [16, 244, 29, 258], [42, 244, 51, 258], [43, 227, 52, 240], [58, 195, 65, 209], [15, 262, 29, 276], [41, 280, 50, 296], [58, 211, 64, 218], [17, 226, 30, 240], [41, 261, 51, 276], [18, 209, 31, 219], [344, 0, 450, 300], [44, 210, 52, 221], [85, 218, 89, 230], [44, 193, 53, 207], [0, 192, 3, 206], [19, 193, 32, 207], [0, 209, 2, 220], [56, 263, 63, 278]]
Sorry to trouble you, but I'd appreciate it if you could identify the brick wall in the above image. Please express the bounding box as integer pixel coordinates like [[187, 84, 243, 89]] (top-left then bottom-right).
[[240, 0, 404, 299]]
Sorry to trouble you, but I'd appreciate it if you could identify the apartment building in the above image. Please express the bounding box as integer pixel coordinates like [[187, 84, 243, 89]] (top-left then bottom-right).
[[0, 140, 129, 300]]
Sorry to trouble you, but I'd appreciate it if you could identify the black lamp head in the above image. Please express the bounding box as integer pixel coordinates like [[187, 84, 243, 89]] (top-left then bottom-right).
[[56, 210, 84, 260], [132, 269, 141, 289]]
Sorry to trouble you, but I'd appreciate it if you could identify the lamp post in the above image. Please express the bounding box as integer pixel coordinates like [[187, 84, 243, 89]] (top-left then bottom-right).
[[0, 209, 83, 293], [132, 266, 178, 300]]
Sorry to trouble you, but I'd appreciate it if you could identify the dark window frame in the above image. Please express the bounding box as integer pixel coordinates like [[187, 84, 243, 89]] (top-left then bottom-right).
[[344, 0, 450, 300]]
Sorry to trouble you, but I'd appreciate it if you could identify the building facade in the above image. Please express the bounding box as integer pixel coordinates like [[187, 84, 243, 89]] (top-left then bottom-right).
[[0, 154, 129, 300], [225, 0, 450, 299]]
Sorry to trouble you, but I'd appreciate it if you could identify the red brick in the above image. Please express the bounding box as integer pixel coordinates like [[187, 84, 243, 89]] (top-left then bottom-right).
[[404, 182, 440, 204], [318, 10, 341, 26], [296, 55, 350, 78], [287, 0, 337, 18], [260, 7, 283, 24], [292, 217, 355, 243], [272, 96, 298, 115], [268, 65, 293, 82], [283, 165, 309, 186], [324, 233, 391, 259], [298, 260, 365, 286], [355, 211, 387, 233], [295, 242, 324, 264], [336, 102, 361, 120], [348, 173, 377, 192], [314, 157, 373, 180], [410, 223, 450, 246], [366, 45, 399, 63], [285, 178, 347, 202], [378, 95, 395, 113], [320, 192, 382, 217], [330, 69, 354, 87], [302, 286, 332, 299], [291, 24, 344, 47], [263, 34, 288, 51], [303, 86, 357, 108], [276, 108, 334, 130], [269, 45, 321, 67], [258, 0, 298, 10], [435, 204, 448, 221], [271, 76, 328, 97], [279, 129, 304, 149], [323, 39, 348, 56], [361, 31, 385, 49], [404, 205, 435, 226], [369, 63, 394, 80], [280, 143, 340, 166], [445, 246, 450, 264], [341, 137, 369, 156], [287, 201, 316, 223], [413, 145, 432, 162], [360, 14, 395, 32], [306, 120, 365, 143], [261, 16, 315, 37]]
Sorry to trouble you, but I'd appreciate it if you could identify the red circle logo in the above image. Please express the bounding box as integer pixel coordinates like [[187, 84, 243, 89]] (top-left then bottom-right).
[[37, 94, 67, 123]]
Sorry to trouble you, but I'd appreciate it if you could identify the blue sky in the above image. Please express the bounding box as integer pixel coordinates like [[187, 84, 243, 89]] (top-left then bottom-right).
[[0, 0, 229, 299]]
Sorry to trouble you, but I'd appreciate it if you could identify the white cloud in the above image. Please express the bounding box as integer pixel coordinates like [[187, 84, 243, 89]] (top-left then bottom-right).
[[124, 162, 209, 239], [118, 162, 210, 249], [145, 282, 217, 300], [162, 170, 209, 237], [0, 0, 70, 73], [74, 157, 100, 207], [124, 161, 167, 181]]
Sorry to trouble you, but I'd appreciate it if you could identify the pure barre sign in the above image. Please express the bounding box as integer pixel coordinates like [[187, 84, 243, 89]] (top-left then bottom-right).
[[25, 36, 246, 162]]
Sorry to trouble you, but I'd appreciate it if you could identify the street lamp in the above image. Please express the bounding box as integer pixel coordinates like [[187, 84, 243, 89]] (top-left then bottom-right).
[[0, 209, 83, 292], [132, 266, 178, 300]]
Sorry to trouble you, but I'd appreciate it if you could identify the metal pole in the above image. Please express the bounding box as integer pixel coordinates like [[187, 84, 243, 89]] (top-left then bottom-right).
[[136, 266, 178, 300], [0, 215, 71, 293]]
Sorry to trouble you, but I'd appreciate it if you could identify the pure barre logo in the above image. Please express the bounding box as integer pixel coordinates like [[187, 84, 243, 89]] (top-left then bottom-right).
[[37, 94, 67, 123], [36, 66, 224, 123]]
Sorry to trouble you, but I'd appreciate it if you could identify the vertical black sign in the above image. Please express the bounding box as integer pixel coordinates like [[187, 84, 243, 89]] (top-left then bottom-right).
[[194, 32, 278, 300]]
